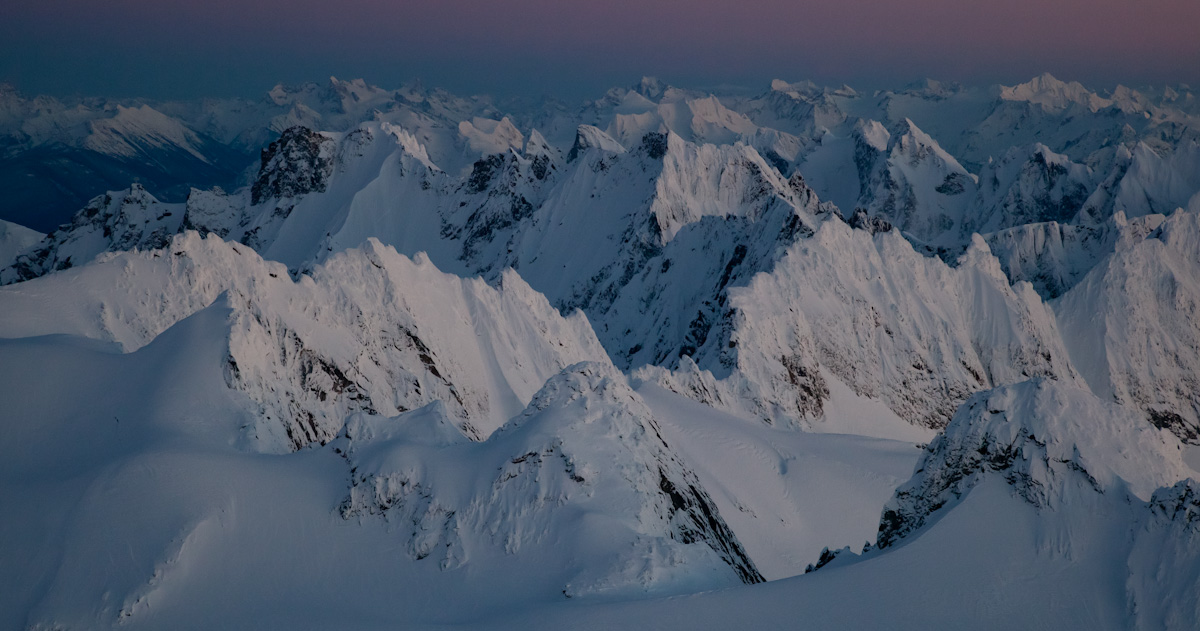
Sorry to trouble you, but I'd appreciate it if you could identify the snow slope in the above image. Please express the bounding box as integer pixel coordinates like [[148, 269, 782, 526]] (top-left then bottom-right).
[[639, 218, 1077, 431], [636, 384, 928, 579]]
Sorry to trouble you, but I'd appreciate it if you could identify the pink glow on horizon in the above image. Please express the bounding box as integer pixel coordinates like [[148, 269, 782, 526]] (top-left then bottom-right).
[[3, 0, 1198, 96]]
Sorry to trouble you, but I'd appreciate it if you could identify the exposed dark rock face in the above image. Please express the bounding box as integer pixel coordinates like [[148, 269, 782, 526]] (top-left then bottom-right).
[[251, 126, 333, 205], [466, 154, 505, 194], [935, 172, 970, 195], [2, 184, 172, 284], [1147, 480, 1200, 533], [848, 208, 894, 234], [642, 132, 669, 160], [657, 465, 765, 584], [781, 353, 830, 419], [1149, 409, 1200, 444]]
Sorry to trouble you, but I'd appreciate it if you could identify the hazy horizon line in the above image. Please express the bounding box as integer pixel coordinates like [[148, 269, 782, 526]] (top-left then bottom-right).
[[2, 70, 1194, 106]]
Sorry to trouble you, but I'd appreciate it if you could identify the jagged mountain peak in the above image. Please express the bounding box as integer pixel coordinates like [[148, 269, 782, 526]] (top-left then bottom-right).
[[1053, 202, 1200, 443], [853, 118, 891, 151], [877, 379, 1192, 549], [0, 183, 185, 284], [968, 142, 1095, 235], [1108, 84, 1153, 114], [523, 128, 557, 159], [567, 124, 626, 161], [6, 71, 1200, 627], [849, 117, 978, 245], [888, 118, 958, 160]]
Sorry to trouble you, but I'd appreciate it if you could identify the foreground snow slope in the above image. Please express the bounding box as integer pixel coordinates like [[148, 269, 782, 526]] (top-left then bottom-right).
[[457, 380, 1199, 631], [636, 384, 928, 580], [0, 314, 932, 628]]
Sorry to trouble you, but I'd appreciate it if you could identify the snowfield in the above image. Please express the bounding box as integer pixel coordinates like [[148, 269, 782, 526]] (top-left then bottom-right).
[[2, 72, 1200, 629]]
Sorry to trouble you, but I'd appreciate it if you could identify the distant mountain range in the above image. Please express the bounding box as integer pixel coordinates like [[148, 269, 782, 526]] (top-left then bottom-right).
[[3, 73, 1197, 234]]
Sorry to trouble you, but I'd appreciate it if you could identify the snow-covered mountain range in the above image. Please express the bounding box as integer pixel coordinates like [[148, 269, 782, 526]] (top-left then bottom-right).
[[2, 73, 1199, 629]]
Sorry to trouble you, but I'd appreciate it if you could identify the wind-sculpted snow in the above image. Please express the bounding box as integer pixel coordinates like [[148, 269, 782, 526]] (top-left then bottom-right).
[[1055, 204, 1200, 442], [0, 232, 608, 452], [336, 361, 763, 596], [877, 379, 1191, 549], [643, 219, 1076, 430]]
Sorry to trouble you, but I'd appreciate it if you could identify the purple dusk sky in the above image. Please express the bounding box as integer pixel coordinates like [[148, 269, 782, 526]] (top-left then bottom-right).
[[3, 0, 1198, 99]]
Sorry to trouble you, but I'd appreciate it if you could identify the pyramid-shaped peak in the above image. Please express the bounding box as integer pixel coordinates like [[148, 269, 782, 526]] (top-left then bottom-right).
[[636, 76, 668, 99]]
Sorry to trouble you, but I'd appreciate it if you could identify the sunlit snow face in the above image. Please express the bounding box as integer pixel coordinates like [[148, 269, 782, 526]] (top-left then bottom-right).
[[3, 0, 1198, 98]]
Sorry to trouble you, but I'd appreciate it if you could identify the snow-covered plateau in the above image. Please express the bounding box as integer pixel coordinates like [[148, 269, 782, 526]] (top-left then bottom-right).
[[2, 73, 1200, 629]]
